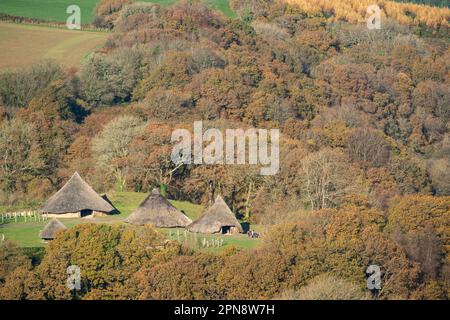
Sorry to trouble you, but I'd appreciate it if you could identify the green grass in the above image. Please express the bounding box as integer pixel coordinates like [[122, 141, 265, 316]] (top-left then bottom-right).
[[0, 219, 82, 247], [0, 204, 39, 214], [205, 0, 236, 18], [106, 191, 205, 220], [107, 191, 148, 218], [160, 228, 260, 253], [0, 192, 259, 251], [0, 0, 97, 24], [169, 199, 205, 221], [0, 0, 236, 24]]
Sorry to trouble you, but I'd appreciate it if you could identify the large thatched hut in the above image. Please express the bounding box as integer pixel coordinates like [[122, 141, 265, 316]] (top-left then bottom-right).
[[39, 218, 67, 241], [40, 172, 116, 218], [187, 195, 243, 234], [125, 188, 192, 227]]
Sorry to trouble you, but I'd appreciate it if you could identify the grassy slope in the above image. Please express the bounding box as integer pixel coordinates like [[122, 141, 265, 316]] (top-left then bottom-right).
[[0, 22, 107, 70], [0, 0, 235, 23], [205, 0, 236, 18], [0, 192, 260, 251]]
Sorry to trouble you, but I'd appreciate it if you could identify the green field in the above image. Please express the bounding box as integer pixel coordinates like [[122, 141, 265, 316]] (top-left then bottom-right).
[[0, 0, 98, 24], [0, 191, 260, 251], [0, 0, 235, 24]]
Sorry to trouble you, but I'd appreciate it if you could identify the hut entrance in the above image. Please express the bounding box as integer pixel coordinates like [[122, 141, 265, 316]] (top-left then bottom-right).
[[80, 209, 93, 217], [221, 226, 231, 234]]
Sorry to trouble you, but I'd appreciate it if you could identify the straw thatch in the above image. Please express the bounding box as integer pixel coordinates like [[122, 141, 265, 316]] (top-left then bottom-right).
[[125, 188, 192, 227], [39, 219, 67, 240], [40, 172, 115, 216], [101, 194, 119, 212], [187, 195, 243, 234]]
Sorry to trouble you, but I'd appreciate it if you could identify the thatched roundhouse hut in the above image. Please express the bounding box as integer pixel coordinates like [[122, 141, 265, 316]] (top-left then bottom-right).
[[40, 172, 116, 218], [187, 196, 243, 234], [125, 188, 192, 227], [39, 218, 67, 241]]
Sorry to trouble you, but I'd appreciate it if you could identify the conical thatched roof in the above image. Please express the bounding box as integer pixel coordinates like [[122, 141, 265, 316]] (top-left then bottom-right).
[[125, 188, 192, 227], [187, 195, 243, 234], [41, 172, 115, 214], [101, 194, 119, 213], [39, 219, 67, 240]]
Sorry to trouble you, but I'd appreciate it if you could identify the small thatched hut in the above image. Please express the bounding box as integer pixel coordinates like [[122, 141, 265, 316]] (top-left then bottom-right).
[[40, 172, 116, 218], [187, 195, 243, 234], [125, 188, 192, 227], [39, 219, 67, 241]]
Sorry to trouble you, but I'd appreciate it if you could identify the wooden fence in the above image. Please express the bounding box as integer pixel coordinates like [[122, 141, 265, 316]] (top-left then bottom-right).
[[169, 230, 225, 249], [0, 211, 49, 225]]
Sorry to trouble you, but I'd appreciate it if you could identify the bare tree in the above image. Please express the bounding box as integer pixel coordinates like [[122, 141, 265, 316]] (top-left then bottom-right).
[[0, 118, 40, 194], [347, 128, 390, 168], [301, 148, 360, 210], [427, 158, 450, 196], [93, 115, 145, 191], [392, 224, 442, 280], [279, 274, 370, 300]]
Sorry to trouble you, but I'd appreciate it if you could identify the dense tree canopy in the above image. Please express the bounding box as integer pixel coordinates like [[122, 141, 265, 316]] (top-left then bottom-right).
[[0, 0, 448, 300]]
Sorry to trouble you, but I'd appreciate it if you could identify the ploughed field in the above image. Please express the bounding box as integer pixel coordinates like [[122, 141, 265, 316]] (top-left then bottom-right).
[[0, 191, 261, 251], [0, 22, 107, 70]]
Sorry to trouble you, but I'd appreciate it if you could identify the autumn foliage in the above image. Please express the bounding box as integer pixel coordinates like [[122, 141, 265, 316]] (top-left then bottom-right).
[[282, 0, 450, 28], [0, 0, 449, 300]]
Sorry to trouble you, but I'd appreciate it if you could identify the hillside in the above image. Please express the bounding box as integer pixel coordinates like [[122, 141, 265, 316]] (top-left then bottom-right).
[[282, 0, 450, 27], [0, 0, 449, 301]]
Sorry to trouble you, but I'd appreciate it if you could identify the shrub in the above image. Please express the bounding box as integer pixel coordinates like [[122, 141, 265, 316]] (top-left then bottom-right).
[[30, 224, 178, 299], [93, 0, 132, 29], [0, 241, 31, 284], [0, 61, 64, 108], [135, 254, 224, 300], [280, 274, 371, 300], [347, 128, 391, 168], [80, 50, 143, 107]]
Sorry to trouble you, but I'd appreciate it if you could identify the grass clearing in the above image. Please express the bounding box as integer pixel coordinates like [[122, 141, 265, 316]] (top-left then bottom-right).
[[169, 199, 205, 221], [0, 191, 260, 251], [0, 0, 235, 24], [205, 0, 236, 18], [0, 22, 107, 70], [161, 227, 260, 252]]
